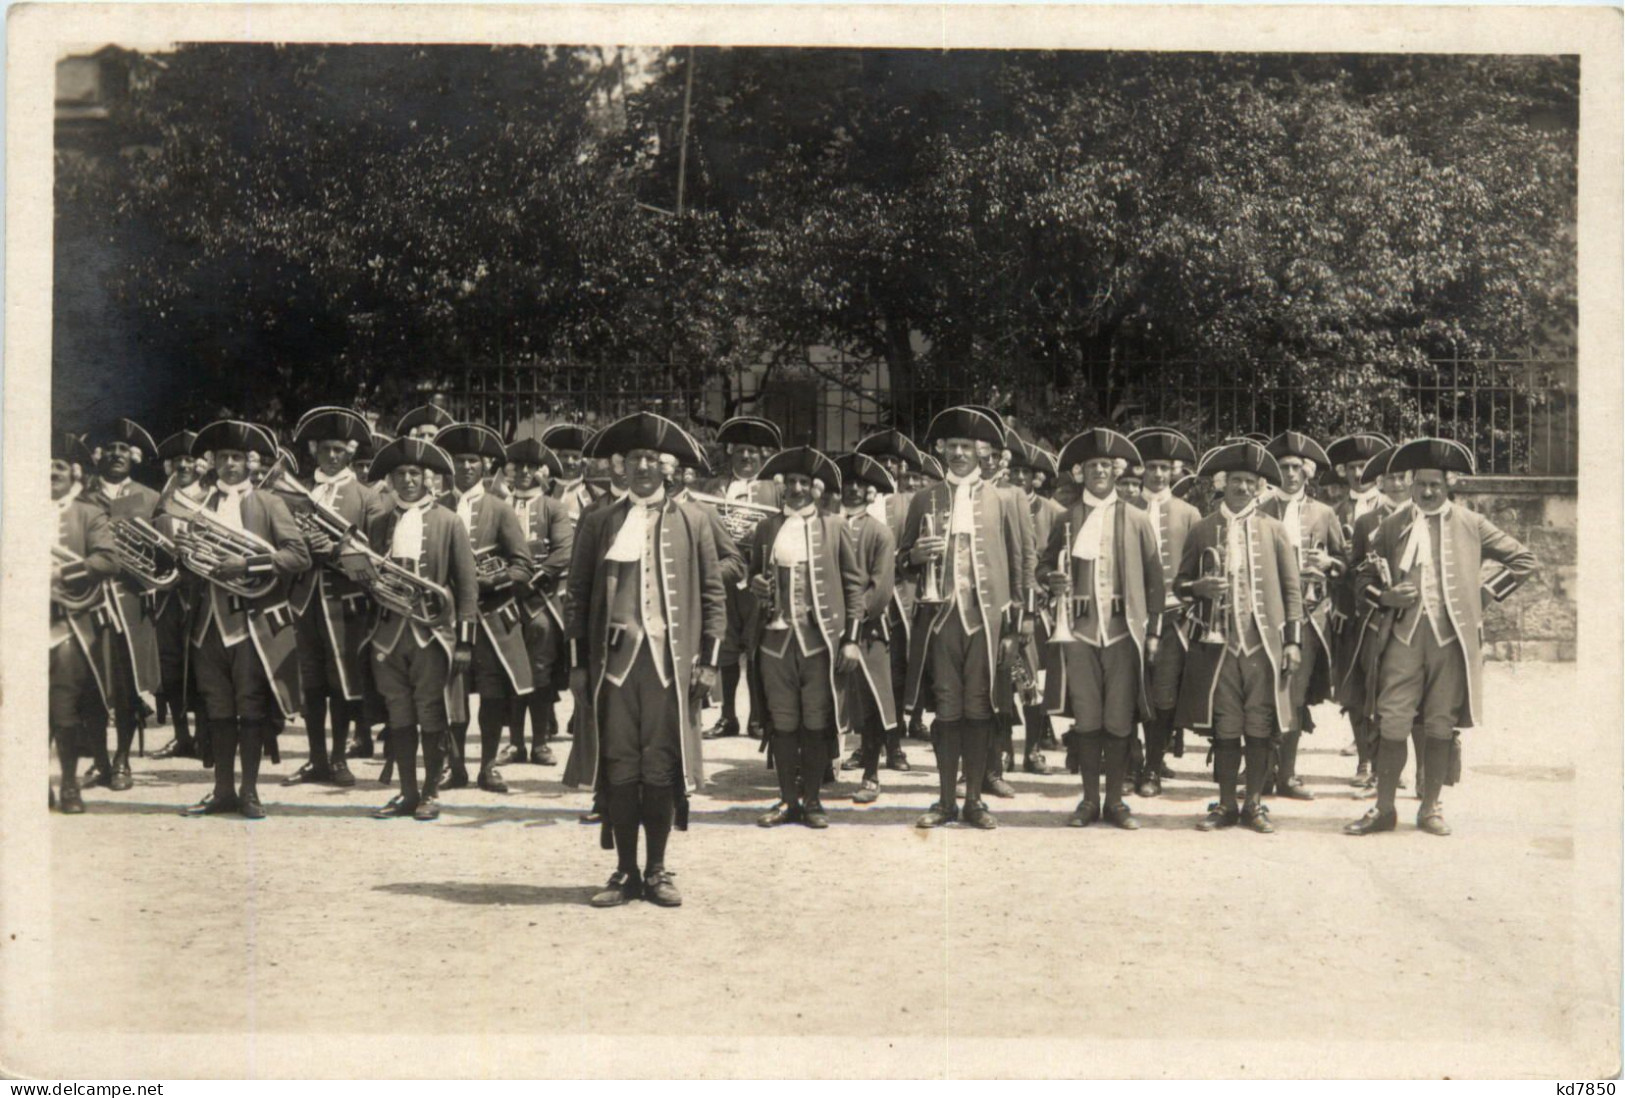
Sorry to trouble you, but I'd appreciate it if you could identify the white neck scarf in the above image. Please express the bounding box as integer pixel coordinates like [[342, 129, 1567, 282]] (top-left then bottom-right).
[[390, 492, 436, 561], [866, 494, 888, 522], [313, 466, 355, 507], [1220, 499, 1258, 579], [1400, 500, 1452, 575], [510, 484, 544, 502], [773, 503, 817, 565], [455, 480, 485, 532], [1071, 490, 1118, 561], [101, 476, 130, 500], [726, 477, 753, 501], [944, 469, 981, 534], [1280, 488, 1306, 547], [313, 467, 354, 487], [1220, 498, 1259, 525], [1350, 484, 1381, 520], [606, 487, 665, 563]]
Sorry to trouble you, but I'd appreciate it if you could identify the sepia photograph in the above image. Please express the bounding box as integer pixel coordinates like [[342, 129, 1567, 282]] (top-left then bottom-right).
[[3, 3, 1620, 1082]]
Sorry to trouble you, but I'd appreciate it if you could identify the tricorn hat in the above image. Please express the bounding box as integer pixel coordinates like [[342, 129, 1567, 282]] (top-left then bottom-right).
[[1198, 440, 1284, 487], [1004, 435, 1056, 479], [759, 446, 841, 493], [1357, 443, 1400, 486], [853, 428, 923, 471], [540, 423, 594, 454], [1266, 431, 1332, 470], [1327, 433, 1395, 468], [716, 416, 782, 451], [1386, 437, 1476, 477], [1171, 472, 1204, 502], [507, 438, 563, 477], [52, 431, 94, 468], [1058, 428, 1141, 471], [918, 454, 945, 481], [1128, 427, 1199, 466], [294, 408, 375, 455], [157, 430, 198, 462], [91, 418, 159, 464], [395, 404, 456, 436], [584, 412, 706, 468], [191, 420, 279, 460], [923, 406, 1004, 447], [369, 437, 454, 482], [834, 453, 897, 495], [435, 423, 508, 462], [964, 405, 1009, 437]]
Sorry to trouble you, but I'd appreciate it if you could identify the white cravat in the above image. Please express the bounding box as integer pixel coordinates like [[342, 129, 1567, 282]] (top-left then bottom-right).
[[1071, 490, 1118, 561], [454, 481, 485, 533], [944, 470, 981, 534], [1219, 500, 1259, 580], [726, 477, 753, 502], [391, 494, 435, 561], [313, 467, 355, 509], [1350, 484, 1381, 521], [773, 503, 818, 565], [844, 505, 869, 529], [1399, 501, 1451, 575], [1279, 489, 1306, 548], [101, 477, 131, 501], [866, 494, 888, 522], [606, 488, 665, 563], [211, 479, 252, 532]]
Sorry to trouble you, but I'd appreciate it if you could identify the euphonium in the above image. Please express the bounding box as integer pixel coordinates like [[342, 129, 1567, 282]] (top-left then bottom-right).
[[1048, 520, 1078, 644], [111, 516, 181, 590], [686, 490, 779, 543], [163, 490, 279, 599], [51, 544, 106, 612], [917, 509, 945, 604]]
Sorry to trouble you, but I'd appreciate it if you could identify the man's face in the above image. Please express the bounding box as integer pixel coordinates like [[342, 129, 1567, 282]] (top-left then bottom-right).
[[683, 467, 697, 487], [409, 425, 439, 442], [1117, 479, 1142, 503], [1411, 469, 1448, 511], [173, 458, 200, 488], [452, 453, 484, 492], [731, 445, 763, 478], [658, 454, 681, 488], [390, 465, 427, 503], [979, 446, 1006, 478], [906, 472, 929, 492], [512, 462, 541, 491], [315, 440, 351, 478], [1225, 471, 1260, 510], [1279, 457, 1308, 496], [556, 449, 583, 479], [940, 438, 979, 478], [99, 440, 135, 481], [1079, 457, 1116, 498], [50, 459, 72, 499], [783, 472, 814, 509], [625, 449, 664, 497], [1006, 466, 1033, 491], [1380, 472, 1407, 500], [841, 480, 868, 509], [1344, 459, 1368, 489], [878, 454, 905, 482], [1142, 460, 1174, 493], [216, 449, 250, 486]]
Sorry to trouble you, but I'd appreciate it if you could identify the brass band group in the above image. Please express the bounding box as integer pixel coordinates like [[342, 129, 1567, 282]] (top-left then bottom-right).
[[48, 401, 1538, 908]]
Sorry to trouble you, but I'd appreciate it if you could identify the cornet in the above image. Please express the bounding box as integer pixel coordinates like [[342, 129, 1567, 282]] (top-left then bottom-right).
[[1048, 520, 1077, 645], [1299, 539, 1328, 609], [163, 491, 279, 600], [1193, 545, 1230, 646], [761, 548, 790, 632], [917, 509, 946, 604]]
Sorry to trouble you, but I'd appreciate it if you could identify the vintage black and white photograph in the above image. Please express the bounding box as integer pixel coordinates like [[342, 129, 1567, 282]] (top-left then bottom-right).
[[3, 3, 1620, 1082]]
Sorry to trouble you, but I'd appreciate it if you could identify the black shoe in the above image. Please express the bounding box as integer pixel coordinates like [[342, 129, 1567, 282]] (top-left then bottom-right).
[[1067, 799, 1100, 828], [493, 744, 524, 767], [1352, 763, 1373, 787], [1023, 754, 1050, 776], [413, 795, 441, 821], [84, 761, 113, 789], [58, 783, 86, 814], [331, 759, 357, 787], [1240, 802, 1274, 834], [590, 870, 642, 908], [239, 793, 267, 820], [962, 801, 998, 830], [1041, 729, 1061, 750], [151, 738, 197, 761], [181, 792, 241, 818], [908, 716, 928, 741], [757, 801, 802, 827], [373, 795, 418, 819], [886, 749, 911, 772], [703, 717, 740, 741], [1104, 802, 1140, 830], [643, 867, 682, 907], [852, 778, 880, 804], [478, 766, 509, 794], [350, 733, 375, 760], [804, 801, 830, 829], [443, 764, 470, 791], [916, 802, 956, 828], [1136, 772, 1163, 798], [1416, 806, 1452, 836], [530, 742, 557, 766], [109, 756, 134, 792], [1196, 802, 1239, 832], [1345, 807, 1398, 836], [281, 762, 333, 786], [839, 749, 865, 772], [1001, 751, 1015, 773], [983, 776, 1017, 799], [1277, 778, 1316, 801], [746, 720, 766, 741], [1158, 762, 1176, 779]]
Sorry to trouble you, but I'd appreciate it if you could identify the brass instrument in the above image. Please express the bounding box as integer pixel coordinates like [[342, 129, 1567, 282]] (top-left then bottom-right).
[[686, 490, 779, 544], [162, 490, 279, 599], [1194, 545, 1229, 645], [111, 516, 181, 590], [1003, 636, 1044, 706], [762, 559, 791, 632], [51, 545, 106, 612], [917, 509, 946, 604], [1048, 520, 1078, 644], [1299, 538, 1328, 609], [474, 546, 511, 586]]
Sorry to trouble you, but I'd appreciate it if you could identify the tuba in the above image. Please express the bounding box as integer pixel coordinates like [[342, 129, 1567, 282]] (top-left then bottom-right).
[[1048, 520, 1077, 644], [163, 490, 279, 599], [51, 545, 107, 612], [111, 516, 181, 590]]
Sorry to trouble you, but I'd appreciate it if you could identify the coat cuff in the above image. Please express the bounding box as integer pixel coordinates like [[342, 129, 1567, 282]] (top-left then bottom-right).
[[1148, 610, 1162, 637], [843, 618, 864, 645], [699, 635, 722, 668], [570, 637, 588, 670], [58, 560, 89, 584], [245, 554, 275, 575], [1283, 621, 1303, 647], [1003, 603, 1024, 633], [457, 620, 477, 646], [1360, 583, 1384, 612], [1173, 577, 1195, 599], [1482, 567, 1520, 602]]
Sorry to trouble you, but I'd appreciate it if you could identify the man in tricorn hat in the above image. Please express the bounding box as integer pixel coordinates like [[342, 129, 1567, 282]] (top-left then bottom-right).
[[853, 428, 925, 756], [1174, 440, 1303, 834], [1001, 433, 1064, 777], [177, 421, 312, 820], [900, 406, 1034, 830], [1344, 439, 1536, 837], [1042, 429, 1164, 830], [507, 438, 574, 766], [564, 413, 727, 907], [747, 448, 865, 828], [1261, 431, 1349, 801], [396, 404, 455, 497], [542, 422, 599, 523], [148, 430, 209, 762]]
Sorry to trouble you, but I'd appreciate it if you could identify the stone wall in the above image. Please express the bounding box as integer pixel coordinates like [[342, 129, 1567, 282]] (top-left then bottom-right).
[[1455, 476, 1577, 661]]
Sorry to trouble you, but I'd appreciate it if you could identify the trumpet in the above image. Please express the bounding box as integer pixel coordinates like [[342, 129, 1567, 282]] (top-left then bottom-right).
[[761, 555, 791, 632], [1299, 538, 1328, 608], [1048, 520, 1077, 644], [51, 545, 106, 612], [1193, 545, 1230, 645], [686, 490, 779, 544], [163, 490, 279, 599], [917, 509, 946, 604], [111, 516, 181, 590]]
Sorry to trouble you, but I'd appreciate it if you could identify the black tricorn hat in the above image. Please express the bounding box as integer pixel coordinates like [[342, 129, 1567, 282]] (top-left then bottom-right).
[[716, 416, 782, 451], [396, 404, 455, 436], [1058, 428, 1141, 470], [1266, 431, 1332, 470], [1004, 435, 1052, 477], [540, 423, 594, 453], [53, 431, 94, 467], [1198, 441, 1284, 487], [924, 406, 1004, 447], [369, 437, 454, 482], [191, 420, 278, 459], [853, 428, 923, 471], [919, 454, 945, 480], [1240, 431, 1272, 444], [294, 408, 375, 454], [1327, 433, 1395, 468], [964, 405, 1009, 437], [91, 418, 159, 463], [1031, 447, 1060, 480], [759, 446, 841, 493], [1171, 472, 1204, 501], [157, 430, 198, 462], [507, 438, 563, 476], [1386, 437, 1476, 477], [435, 423, 508, 462], [834, 453, 897, 495], [584, 412, 706, 467], [1357, 443, 1400, 486], [1128, 427, 1199, 466]]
